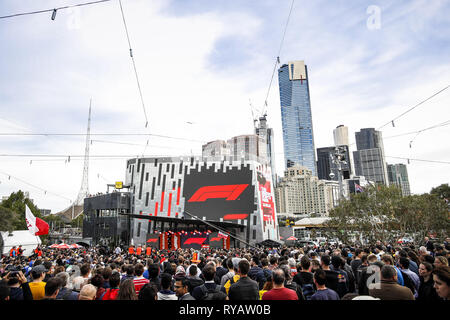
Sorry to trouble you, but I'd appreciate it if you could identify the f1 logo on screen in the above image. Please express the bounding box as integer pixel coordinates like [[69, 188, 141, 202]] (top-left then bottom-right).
[[183, 238, 207, 245], [188, 184, 248, 202], [183, 164, 257, 222]]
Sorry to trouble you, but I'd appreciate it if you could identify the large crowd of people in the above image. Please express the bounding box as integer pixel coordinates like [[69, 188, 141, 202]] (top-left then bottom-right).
[[1, 237, 449, 301]]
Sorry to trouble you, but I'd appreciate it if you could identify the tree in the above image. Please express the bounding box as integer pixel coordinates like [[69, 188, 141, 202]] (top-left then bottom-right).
[[0, 190, 42, 231], [430, 184, 450, 200], [326, 184, 450, 244]]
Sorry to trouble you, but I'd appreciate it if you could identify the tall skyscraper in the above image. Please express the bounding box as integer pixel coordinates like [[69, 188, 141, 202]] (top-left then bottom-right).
[[387, 163, 411, 196], [278, 60, 317, 176], [353, 128, 389, 185], [333, 125, 349, 146]]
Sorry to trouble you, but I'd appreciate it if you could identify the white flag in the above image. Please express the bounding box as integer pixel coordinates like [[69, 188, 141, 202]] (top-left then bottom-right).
[[25, 205, 38, 235], [25, 205, 49, 236]]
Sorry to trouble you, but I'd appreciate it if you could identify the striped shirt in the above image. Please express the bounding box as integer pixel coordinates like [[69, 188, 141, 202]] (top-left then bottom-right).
[[133, 276, 149, 295]]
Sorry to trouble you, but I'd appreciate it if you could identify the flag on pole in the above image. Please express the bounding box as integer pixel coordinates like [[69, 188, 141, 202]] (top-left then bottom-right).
[[25, 205, 49, 236], [218, 231, 229, 239]]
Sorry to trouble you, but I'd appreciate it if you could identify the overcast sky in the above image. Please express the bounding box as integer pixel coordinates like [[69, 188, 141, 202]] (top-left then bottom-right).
[[0, 0, 449, 213]]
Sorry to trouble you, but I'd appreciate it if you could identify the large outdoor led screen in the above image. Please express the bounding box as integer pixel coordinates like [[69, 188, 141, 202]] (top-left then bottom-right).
[[182, 163, 256, 222]]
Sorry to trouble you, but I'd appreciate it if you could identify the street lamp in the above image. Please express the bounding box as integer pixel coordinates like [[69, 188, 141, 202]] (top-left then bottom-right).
[[330, 146, 347, 202]]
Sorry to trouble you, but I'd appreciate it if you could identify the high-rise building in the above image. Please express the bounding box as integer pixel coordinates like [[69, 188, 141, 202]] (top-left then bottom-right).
[[333, 125, 349, 146], [202, 140, 230, 158], [353, 128, 389, 185], [278, 60, 317, 175], [255, 115, 277, 187], [275, 165, 335, 216], [387, 163, 411, 196]]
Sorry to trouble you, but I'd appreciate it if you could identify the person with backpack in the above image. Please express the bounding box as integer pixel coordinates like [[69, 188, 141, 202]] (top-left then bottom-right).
[[280, 264, 305, 300], [192, 264, 227, 300], [293, 255, 315, 300]]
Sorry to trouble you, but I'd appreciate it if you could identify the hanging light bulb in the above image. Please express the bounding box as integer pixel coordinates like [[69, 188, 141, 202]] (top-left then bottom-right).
[[51, 9, 57, 21]]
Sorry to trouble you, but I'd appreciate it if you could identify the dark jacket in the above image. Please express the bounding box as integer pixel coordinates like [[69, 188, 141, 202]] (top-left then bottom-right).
[[215, 266, 228, 284], [9, 287, 24, 300], [192, 282, 217, 300], [56, 287, 79, 300], [293, 271, 314, 287], [228, 276, 259, 300], [284, 280, 305, 300], [187, 277, 204, 293], [417, 277, 441, 301], [149, 276, 162, 291], [324, 269, 339, 293], [248, 266, 266, 289], [369, 280, 415, 300]]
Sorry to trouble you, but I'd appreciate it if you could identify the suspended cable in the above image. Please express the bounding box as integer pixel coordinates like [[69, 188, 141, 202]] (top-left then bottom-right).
[[0, 0, 114, 20], [385, 156, 450, 165], [377, 84, 450, 130], [0, 170, 73, 202], [118, 0, 149, 129], [0, 132, 206, 143], [261, 0, 295, 115]]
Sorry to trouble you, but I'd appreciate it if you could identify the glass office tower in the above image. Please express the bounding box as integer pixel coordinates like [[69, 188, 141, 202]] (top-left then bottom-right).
[[278, 60, 317, 176]]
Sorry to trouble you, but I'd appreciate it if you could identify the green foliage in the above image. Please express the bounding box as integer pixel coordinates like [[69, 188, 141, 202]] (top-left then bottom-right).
[[326, 184, 450, 243], [0, 190, 43, 231], [430, 183, 450, 200]]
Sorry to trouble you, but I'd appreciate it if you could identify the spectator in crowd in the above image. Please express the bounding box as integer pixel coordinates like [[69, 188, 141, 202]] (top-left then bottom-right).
[[434, 256, 448, 268], [72, 263, 91, 292], [398, 257, 420, 298], [174, 276, 195, 300], [432, 265, 450, 300], [42, 277, 61, 300], [157, 273, 177, 300], [133, 263, 149, 296], [248, 256, 266, 289], [28, 265, 47, 300], [117, 278, 138, 300], [279, 265, 304, 300], [78, 284, 97, 300], [320, 255, 339, 293], [55, 272, 79, 300], [417, 262, 440, 301], [262, 268, 298, 300], [310, 269, 340, 301], [369, 265, 414, 300], [138, 283, 158, 300], [102, 271, 120, 300], [228, 259, 259, 300]]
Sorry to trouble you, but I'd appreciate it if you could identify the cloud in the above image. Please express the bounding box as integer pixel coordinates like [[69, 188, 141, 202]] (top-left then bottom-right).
[[0, 0, 449, 211]]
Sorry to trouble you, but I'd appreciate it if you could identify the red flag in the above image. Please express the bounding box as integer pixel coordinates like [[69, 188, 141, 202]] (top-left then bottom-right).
[[25, 205, 49, 236]]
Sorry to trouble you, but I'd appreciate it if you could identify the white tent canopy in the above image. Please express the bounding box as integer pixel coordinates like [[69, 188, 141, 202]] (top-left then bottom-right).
[[1, 230, 42, 257], [294, 217, 330, 226]]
